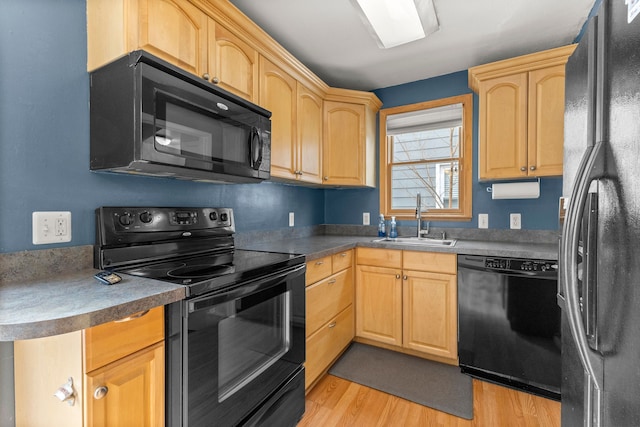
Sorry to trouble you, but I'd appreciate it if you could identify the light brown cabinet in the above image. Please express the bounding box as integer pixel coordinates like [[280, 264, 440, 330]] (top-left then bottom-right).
[[260, 58, 323, 183], [323, 93, 380, 187], [469, 45, 576, 180], [355, 248, 458, 364], [14, 307, 165, 427], [305, 250, 354, 390], [87, 0, 257, 101]]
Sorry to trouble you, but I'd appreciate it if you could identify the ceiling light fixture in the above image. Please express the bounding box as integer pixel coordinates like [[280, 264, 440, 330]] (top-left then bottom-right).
[[352, 0, 439, 49]]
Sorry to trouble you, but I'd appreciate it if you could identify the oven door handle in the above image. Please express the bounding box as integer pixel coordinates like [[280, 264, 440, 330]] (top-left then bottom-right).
[[188, 264, 305, 313]]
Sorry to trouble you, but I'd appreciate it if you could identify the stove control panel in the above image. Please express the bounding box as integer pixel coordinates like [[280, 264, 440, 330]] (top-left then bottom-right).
[[98, 207, 234, 234]]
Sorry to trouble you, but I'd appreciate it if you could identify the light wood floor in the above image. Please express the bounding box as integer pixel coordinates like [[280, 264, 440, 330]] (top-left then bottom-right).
[[299, 374, 560, 427]]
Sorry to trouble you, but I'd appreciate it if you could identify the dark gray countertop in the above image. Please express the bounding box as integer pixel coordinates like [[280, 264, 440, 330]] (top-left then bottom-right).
[[1, 232, 557, 341], [240, 235, 558, 261], [0, 268, 185, 341]]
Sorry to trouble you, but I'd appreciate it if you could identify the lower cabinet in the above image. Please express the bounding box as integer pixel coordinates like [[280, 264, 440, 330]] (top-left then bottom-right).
[[304, 250, 354, 390], [14, 306, 165, 427], [355, 248, 458, 364]]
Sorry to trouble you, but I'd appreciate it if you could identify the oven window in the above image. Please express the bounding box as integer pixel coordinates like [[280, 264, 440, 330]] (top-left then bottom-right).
[[217, 289, 291, 402]]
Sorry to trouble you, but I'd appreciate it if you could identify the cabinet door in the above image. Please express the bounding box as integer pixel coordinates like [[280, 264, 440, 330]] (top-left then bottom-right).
[[297, 82, 323, 184], [528, 65, 566, 177], [323, 101, 366, 185], [478, 73, 528, 180], [85, 342, 165, 427], [355, 265, 402, 346], [403, 270, 457, 360], [136, 0, 208, 77], [208, 19, 258, 101], [260, 57, 297, 180]]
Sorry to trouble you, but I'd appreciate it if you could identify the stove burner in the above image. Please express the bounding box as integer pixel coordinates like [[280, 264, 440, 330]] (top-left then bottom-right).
[[167, 264, 236, 279], [126, 261, 187, 277]]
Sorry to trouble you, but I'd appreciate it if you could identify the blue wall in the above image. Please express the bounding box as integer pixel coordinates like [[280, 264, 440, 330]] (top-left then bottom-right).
[[325, 71, 562, 231], [0, 0, 324, 254], [0, 0, 561, 255]]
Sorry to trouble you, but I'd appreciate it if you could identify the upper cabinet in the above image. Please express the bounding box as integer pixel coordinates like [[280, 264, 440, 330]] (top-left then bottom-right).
[[323, 90, 381, 187], [87, 0, 381, 187], [469, 45, 576, 180]]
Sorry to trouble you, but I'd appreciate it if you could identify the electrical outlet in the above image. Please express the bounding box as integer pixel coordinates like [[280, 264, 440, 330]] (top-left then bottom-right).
[[32, 211, 72, 244], [363, 212, 370, 225], [478, 213, 489, 229], [510, 213, 522, 229], [288, 212, 295, 227]]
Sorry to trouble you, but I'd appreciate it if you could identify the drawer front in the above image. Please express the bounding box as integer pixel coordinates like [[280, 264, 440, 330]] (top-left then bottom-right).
[[403, 251, 457, 274], [305, 306, 354, 390], [332, 250, 353, 273], [84, 306, 164, 372], [306, 268, 353, 335], [306, 255, 333, 285], [356, 247, 401, 268]]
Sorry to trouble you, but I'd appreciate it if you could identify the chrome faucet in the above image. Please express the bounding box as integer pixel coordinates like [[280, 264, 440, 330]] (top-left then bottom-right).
[[416, 193, 429, 237]]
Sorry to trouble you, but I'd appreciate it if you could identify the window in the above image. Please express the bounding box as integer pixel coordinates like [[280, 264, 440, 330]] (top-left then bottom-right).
[[379, 94, 473, 221]]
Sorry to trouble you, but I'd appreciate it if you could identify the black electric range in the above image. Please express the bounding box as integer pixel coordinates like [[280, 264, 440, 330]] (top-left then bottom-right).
[[94, 206, 304, 297]]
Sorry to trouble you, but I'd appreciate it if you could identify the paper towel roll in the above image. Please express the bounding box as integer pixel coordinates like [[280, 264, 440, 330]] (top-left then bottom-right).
[[491, 181, 540, 199]]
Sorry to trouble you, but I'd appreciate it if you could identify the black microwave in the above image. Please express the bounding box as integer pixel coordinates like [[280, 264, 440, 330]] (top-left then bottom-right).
[[90, 50, 271, 183]]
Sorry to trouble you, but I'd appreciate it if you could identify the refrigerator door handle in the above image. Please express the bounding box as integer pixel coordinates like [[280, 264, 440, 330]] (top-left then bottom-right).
[[561, 141, 605, 392]]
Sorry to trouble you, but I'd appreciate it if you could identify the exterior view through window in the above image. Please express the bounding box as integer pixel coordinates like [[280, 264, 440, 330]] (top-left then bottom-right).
[[379, 94, 472, 221]]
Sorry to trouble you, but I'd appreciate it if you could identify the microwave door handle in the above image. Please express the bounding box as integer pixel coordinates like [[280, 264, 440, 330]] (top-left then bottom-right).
[[249, 127, 263, 170]]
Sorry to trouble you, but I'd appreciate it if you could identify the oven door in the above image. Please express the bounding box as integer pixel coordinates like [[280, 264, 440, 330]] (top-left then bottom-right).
[[166, 264, 305, 427], [139, 63, 270, 179]]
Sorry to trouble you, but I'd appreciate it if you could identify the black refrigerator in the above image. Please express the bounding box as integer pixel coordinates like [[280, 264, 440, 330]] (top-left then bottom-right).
[[560, 0, 640, 425]]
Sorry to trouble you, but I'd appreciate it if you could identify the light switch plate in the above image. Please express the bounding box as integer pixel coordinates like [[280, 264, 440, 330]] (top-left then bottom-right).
[[478, 213, 489, 229], [288, 212, 295, 227], [33, 211, 72, 244], [363, 212, 370, 225]]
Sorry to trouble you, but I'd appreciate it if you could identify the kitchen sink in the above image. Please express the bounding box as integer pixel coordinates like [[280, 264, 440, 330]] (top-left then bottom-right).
[[372, 236, 457, 247]]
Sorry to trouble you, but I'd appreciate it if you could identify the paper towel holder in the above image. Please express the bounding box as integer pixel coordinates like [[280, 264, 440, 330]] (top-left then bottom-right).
[[486, 178, 541, 199]]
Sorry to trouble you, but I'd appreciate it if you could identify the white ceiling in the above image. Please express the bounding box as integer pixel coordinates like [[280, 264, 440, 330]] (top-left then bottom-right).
[[228, 0, 596, 91]]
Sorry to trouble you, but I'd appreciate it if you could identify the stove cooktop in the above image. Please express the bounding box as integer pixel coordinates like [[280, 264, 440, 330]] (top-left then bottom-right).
[[118, 249, 305, 297]]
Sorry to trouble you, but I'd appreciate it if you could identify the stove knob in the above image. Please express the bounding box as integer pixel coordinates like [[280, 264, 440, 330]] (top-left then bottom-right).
[[209, 212, 218, 221], [119, 212, 133, 226], [220, 213, 228, 222], [139, 211, 153, 223]]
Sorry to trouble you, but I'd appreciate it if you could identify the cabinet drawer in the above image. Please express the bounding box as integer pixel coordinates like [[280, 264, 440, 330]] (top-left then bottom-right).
[[84, 306, 164, 372], [403, 251, 456, 274], [332, 250, 353, 273], [356, 247, 401, 268], [305, 305, 354, 390], [306, 268, 353, 335], [306, 255, 333, 285]]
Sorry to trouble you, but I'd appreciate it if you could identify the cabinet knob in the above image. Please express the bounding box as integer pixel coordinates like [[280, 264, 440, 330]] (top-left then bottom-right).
[[395, 274, 401, 279], [520, 166, 526, 172], [93, 386, 109, 400], [315, 261, 324, 266], [328, 322, 337, 329], [340, 253, 347, 257], [328, 279, 337, 284], [202, 73, 210, 80], [530, 165, 536, 171], [403, 275, 408, 280], [212, 76, 220, 84], [323, 176, 329, 181]]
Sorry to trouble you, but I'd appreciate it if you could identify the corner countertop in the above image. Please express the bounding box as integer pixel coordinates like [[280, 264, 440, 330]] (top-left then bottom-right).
[[239, 235, 558, 261], [1, 234, 557, 341]]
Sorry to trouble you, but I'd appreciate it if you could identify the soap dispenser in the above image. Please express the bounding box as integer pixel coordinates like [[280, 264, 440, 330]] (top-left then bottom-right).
[[389, 216, 398, 238], [377, 214, 386, 237]]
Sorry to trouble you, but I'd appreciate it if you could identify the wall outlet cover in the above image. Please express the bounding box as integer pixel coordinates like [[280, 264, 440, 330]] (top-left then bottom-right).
[[288, 212, 295, 227], [363, 212, 370, 225], [32, 211, 72, 244], [510, 213, 522, 229]]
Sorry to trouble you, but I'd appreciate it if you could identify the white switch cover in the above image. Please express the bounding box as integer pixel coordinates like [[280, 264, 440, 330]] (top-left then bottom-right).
[[33, 211, 72, 244], [510, 213, 522, 229], [288, 212, 295, 227], [478, 213, 489, 229], [363, 212, 370, 225]]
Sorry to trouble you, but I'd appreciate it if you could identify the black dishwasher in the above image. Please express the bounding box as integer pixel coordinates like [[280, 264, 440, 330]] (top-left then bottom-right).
[[457, 255, 561, 400]]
